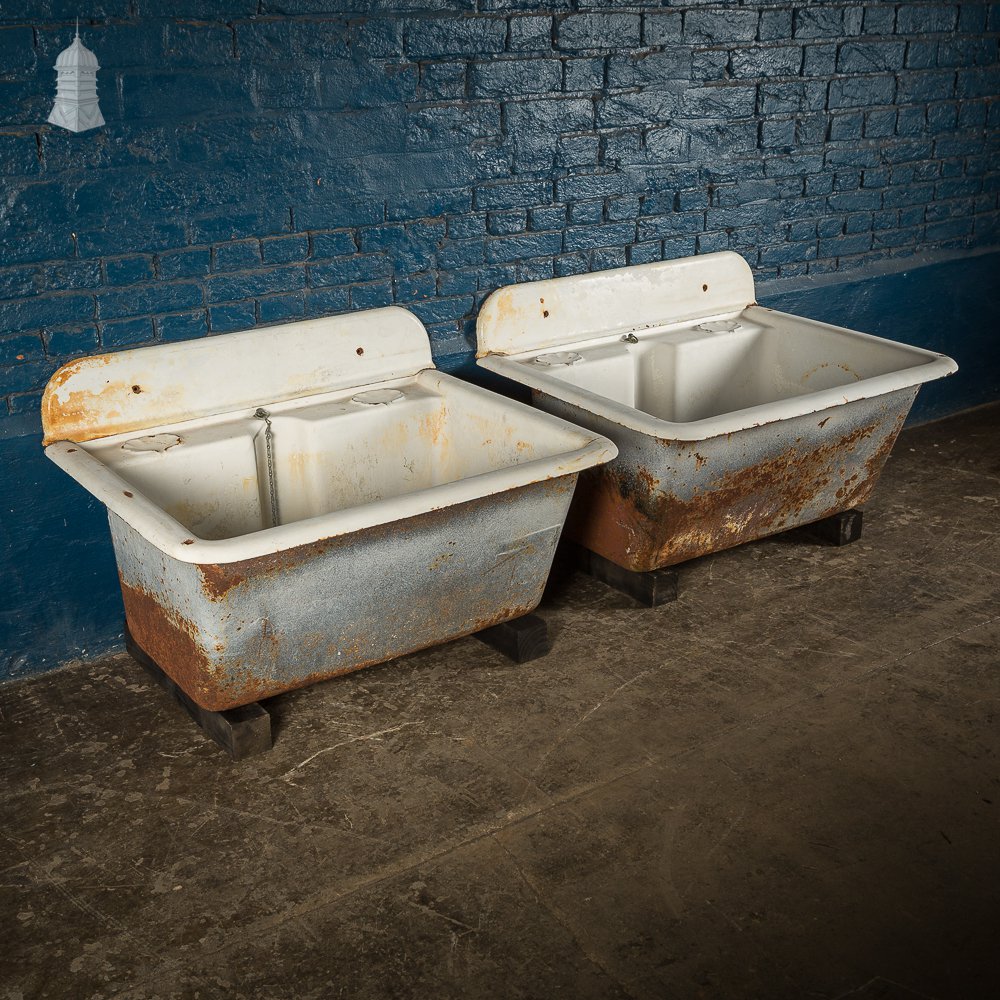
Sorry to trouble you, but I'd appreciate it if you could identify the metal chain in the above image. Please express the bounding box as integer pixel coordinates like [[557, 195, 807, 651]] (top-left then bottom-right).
[[254, 407, 280, 527]]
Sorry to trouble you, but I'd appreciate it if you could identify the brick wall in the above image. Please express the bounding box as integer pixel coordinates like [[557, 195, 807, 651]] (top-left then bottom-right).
[[1, 1, 999, 428]]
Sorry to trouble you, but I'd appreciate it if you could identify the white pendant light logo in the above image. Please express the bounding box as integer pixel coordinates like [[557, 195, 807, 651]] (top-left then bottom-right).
[[48, 21, 105, 133]]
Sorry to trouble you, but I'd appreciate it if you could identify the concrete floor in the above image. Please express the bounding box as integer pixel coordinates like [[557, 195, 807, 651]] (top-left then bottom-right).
[[2, 403, 998, 1000]]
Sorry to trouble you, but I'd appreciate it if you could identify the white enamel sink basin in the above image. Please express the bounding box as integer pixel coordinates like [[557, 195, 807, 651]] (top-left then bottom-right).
[[42, 307, 616, 709], [477, 252, 957, 572]]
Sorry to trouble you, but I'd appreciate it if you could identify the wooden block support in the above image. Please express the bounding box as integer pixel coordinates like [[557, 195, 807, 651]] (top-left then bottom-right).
[[801, 508, 864, 547], [476, 613, 551, 664], [577, 546, 679, 607], [125, 627, 272, 760]]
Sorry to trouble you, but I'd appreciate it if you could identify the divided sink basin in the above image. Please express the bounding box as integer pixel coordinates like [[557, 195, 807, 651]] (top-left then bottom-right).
[[42, 307, 616, 710], [477, 252, 957, 573]]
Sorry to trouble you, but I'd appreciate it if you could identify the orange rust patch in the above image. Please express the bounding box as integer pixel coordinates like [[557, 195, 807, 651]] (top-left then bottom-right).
[[566, 416, 902, 573], [120, 580, 224, 710]]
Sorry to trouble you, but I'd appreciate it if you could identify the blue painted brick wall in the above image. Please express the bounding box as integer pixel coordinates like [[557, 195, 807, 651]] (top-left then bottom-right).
[[1, 1, 998, 424]]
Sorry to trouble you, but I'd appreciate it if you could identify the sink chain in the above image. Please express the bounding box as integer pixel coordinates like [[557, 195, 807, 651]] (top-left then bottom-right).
[[254, 407, 280, 528]]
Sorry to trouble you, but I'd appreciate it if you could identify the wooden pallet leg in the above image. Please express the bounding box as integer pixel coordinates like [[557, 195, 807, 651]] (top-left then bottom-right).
[[801, 508, 864, 547], [475, 613, 551, 664], [125, 628, 272, 760], [577, 546, 679, 607]]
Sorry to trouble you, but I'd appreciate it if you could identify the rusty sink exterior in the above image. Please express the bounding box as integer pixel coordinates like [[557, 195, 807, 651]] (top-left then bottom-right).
[[538, 387, 915, 573], [112, 478, 575, 711]]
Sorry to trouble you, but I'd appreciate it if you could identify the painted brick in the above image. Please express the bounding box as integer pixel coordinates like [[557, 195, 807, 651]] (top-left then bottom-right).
[[97, 283, 202, 321], [0, 294, 95, 335], [828, 75, 896, 109], [309, 256, 390, 288], [896, 4, 958, 34], [794, 6, 848, 38], [530, 206, 567, 231], [685, 9, 758, 44], [395, 273, 437, 301], [157, 249, 211, 280], [802, 43, 837, 76], [258, 292, 306, 323], [607, 196, 641, 222], [318, 61, 418, 110], [863, 5, 896, 35], [554, 253, 589, 276], [759, 10, 794, 41], [0, 134, 40, 177], [261, 235, 310, 265], [637, 213, 705, 241], [956, 67, 1000, 99], [0, 0, 996, 444], [311, 231, 357, 259], [206, 267, 305, 304], [0, 26, 35, 72], [44, 324, 100, 358], [420, 62, 466, 101], [0, 333, 43, 366], [0, 266, 40, 301], [691, 49, 729, 82], [437, 240, 485, 269], [608, 49, 690, 89], [643, 12, 682, 46], [838, 41, 907, 74], [509, 16, 552, 52], [760, 240, 817, 264], [897, 70, 956, 103], [351, 19, 402, 59], [830, 114, 864, 142], [561, 56, 604, 92], [406, 17, 506, 58], [680, 85, 756, 119], [563, 223, 636, 251], [0, 360, 52, 395], [557, 13, 641, 51], [485, 232, 562, 264], [47, 262, 102, 292], [905, 41, 938, 70], [628, 241, 663, 264], [105, 256, 155, 286], [438, 269, 479, 295], [471, 58, 561, 97], [570, 200, 604, 225], [155, 311, 208, 343], [591, 248, 627, 269], [408, 295, 474, 325], [305, 286, 350, 317], [209, 301, 256, 334], [661, 236, 698, 259], [101, 317, 154, 348], [475, 179, 552, 210], [557, 172, 632, 202], [759, 81, 827, 114], [487, 211, 527, 236], [730, 45, 803, 79]]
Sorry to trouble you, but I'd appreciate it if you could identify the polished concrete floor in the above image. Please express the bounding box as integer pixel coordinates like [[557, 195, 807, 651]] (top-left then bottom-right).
[[2, 403, 998, 1000]]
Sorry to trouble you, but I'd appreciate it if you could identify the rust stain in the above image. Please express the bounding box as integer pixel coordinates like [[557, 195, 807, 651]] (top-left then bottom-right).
[[120, 580, 225, 711], [123, 479, 569, 710], [566, 416, 901, 573]]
